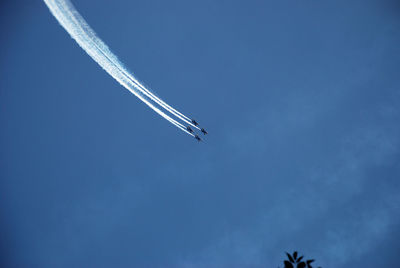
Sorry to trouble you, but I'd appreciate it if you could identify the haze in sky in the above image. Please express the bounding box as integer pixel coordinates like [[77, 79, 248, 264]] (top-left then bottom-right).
[[1, 0, 400, 267]]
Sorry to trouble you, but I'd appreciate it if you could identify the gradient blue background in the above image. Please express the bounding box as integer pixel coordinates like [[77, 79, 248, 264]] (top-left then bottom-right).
[[1, 0, 400, 267]]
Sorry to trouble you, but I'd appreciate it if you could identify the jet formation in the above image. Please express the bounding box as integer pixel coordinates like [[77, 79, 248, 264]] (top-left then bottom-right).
[[44, 0, 207, 142], [186, 121, 207, 142]]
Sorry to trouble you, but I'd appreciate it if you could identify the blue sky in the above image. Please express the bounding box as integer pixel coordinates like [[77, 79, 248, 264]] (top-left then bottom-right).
[[1, 0, 400, 267]]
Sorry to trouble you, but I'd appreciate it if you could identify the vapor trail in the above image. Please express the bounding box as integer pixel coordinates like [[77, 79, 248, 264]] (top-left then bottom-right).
[[58, 0, 200, 130], [43, 0, 194, 135]]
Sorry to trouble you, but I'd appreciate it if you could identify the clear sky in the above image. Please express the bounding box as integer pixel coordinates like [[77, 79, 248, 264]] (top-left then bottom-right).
[[1, 0, 400, 267]]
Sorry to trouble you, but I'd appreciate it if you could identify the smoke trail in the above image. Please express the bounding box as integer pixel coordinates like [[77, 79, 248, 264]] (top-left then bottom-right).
[[43, 0, 194, 135], [58, 0, 200, 130]]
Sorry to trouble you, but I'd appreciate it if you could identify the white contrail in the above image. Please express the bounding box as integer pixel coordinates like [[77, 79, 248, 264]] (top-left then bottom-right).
[[57, 0, 200, 130], [43, 0, 195, 136]]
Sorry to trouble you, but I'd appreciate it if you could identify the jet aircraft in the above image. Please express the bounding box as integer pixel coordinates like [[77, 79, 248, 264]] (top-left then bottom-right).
[[191, 119, 199, 126], [195, 135, 202, 141], [201, 128, 208, 135], [186, 126, 194, 133]]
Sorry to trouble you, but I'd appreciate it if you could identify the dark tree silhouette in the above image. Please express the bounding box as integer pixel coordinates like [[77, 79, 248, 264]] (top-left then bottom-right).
[[279, 251, 321, 268]]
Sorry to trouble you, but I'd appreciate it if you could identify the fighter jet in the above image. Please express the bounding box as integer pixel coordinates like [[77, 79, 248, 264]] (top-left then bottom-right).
[[201, 128, 208, 135], [186, 126, 194, 133], [191, 119, 199, 126], [195, 135, 202, 141]]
